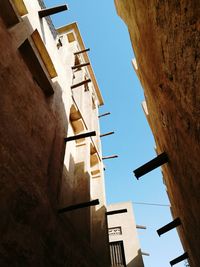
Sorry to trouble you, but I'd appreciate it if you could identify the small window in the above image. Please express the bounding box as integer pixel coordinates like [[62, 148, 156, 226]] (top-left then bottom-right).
[[67, 32, 75, 43], [110, 241, 126, 267], [108, 227, 122, 236], [19, 39, 54, 96]]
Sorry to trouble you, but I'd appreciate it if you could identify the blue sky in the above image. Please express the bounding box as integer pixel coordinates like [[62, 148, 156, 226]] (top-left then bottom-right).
[[45, 1, 185, 266]]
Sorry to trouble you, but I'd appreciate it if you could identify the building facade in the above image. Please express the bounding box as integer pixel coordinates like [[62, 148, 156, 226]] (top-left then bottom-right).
[[0, 0, 110, 266], [107, 202, 144, 267], [114, 1, 200, 267]]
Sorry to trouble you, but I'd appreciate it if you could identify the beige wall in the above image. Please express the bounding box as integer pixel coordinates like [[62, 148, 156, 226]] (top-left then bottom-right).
[[0, 1, 109, 266], [114, 1, 200, 267]]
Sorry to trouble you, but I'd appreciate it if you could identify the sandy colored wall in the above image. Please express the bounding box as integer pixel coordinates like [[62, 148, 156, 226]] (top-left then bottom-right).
[[114, 1, 200, 266], [0, 1, 110, 266]]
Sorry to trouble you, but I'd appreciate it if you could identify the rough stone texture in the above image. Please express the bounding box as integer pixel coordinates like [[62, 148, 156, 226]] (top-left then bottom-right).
[[0, 17, 101, 267], [114, 1, 200, 267]]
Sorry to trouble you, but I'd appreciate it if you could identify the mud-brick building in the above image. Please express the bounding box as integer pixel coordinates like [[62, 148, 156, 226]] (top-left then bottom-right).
[[114, 1, 200, 267], [0, 0, 110, 266], [107, 202, 144, 267]]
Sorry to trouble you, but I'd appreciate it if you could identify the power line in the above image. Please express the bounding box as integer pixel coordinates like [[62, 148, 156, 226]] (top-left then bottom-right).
[[133, 201, 170, 207]]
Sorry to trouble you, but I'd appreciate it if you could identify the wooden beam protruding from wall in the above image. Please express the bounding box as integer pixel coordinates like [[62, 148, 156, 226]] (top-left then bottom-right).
[[170, 252, 188, 266], [98, 112, 111, 118], [136, 225, 147, 230], [106, 209, 127, 216], [102, 155, 118, 160], [141, 252, 150, 256], [100, 131, 114, 138], [74, 48, 90, 55], [133, 152, 169, 179], [65, 131, 96, 142], [71, 79, 91, 89], [39, 5, 68, 18], [157, 218, 181, 236], [71, 62, 90, 70], [58, 199, 99, 214]]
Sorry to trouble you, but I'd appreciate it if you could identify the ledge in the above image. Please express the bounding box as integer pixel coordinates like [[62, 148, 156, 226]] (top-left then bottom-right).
[[31, 30, 57, 78], [12, 0, 28, 16]]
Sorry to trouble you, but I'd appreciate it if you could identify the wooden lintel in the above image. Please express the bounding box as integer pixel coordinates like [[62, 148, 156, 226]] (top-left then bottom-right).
[[133, 152, 169, 179], [71, 79, 91, 89], [71, 62, 90, 70], [74, 48, 90, 55], [106, 209, 127, 216], [39, 5, 68, 18], [65, 131, 96, 142], [58, 199, 99, 214]]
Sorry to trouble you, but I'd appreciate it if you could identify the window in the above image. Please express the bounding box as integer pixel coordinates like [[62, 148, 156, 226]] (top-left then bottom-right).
[[108, 227, 122, 236], [19, 38, 54, 96], [110, 241, 126, 267], [67, 32, 75, 43]]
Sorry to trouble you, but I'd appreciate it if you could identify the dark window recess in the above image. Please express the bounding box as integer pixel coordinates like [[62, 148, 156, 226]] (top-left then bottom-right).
[[110, 241, 126, 267], [19, 39, 54, 96], [0, 0, 20, 27]]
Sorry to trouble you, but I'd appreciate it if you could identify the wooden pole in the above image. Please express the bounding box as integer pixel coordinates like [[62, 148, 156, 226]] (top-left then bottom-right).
[[106, 209, 127, 216], [65, 131, 96, 142], [141, 252, 150, 256], [71, 62, 90, 70], [74, 48, 90, 55], [170, 253, 188, 266], [102, 155, 118, 160], [58, 199, 99, 214], [133, 152, 168, 179], [71, 79, 91, 89], [38, 5, 68, 18], [136, 225, 147, 230], [157, 218, 181, 236], [98, 112, 111, 118], [100, 131, 114, 138]]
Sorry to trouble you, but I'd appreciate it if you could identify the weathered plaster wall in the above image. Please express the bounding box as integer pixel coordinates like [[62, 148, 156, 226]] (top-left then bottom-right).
[[0, 1, 110, 265], [114, 1, 200, 266]]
